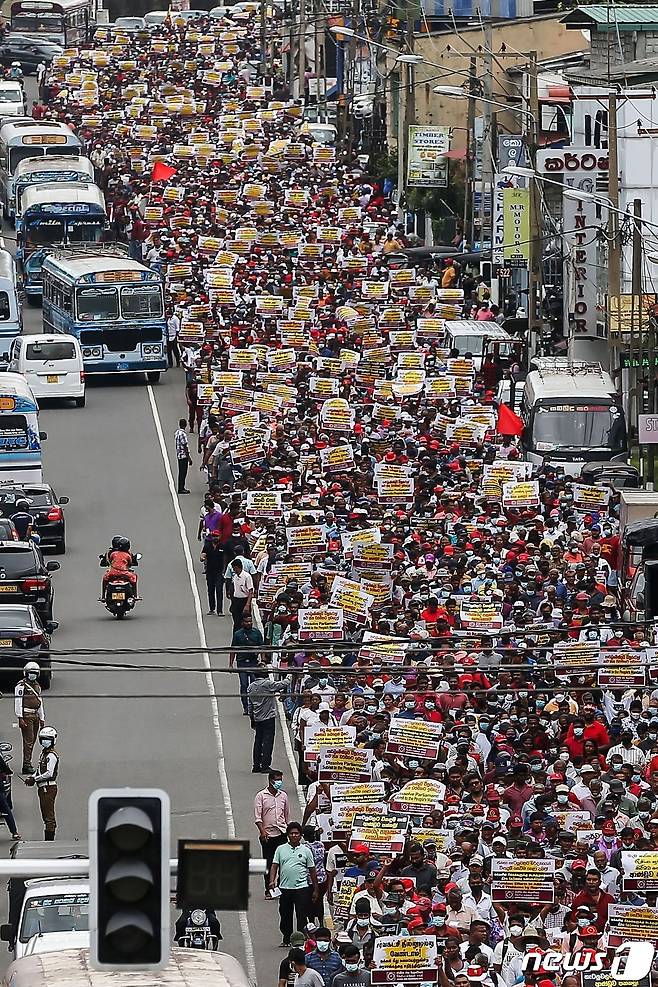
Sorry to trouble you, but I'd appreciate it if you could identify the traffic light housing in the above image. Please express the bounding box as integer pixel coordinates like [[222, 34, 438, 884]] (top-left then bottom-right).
[[89, 788, 170, 971]]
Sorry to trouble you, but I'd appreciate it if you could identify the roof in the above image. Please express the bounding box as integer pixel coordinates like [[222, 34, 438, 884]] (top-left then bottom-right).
[[524, 366, 615, 400], [0, 247, 16, 281], [0, 120, 78, 140], [0, 372, 37, 398], [15, 156, 91, 179], [444, 321, 512, 340], [42, 252, 150, 280], [561, 5, 658, 30], [21, 182, 105, 211], [6, 948, 252, 987]]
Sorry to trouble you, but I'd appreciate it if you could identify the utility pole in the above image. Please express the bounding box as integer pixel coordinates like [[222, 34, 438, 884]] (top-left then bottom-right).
[[527, 51, 541, 342], [260, 0, 267, 73], [478, 18, 493, 247], [397, 0, 416, 225], [464, 55, 476, 248], [608, 92, 620, 377], [298, 0, 306, 100]]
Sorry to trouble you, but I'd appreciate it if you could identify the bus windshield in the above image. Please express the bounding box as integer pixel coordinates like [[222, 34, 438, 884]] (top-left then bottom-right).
[[25, 218, 64, 247], [531, 403, 627, 453], [76, 286, 118, 322], [68, 218, 104, 243], [20, 893, 89, 942], [9, 147, 45, 173], [11, 10, 62, 32], [121, 284, 163, 320]]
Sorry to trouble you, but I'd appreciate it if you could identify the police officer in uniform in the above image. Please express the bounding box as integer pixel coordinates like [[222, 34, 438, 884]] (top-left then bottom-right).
[[25, 726, 58, 840], [14, 661, 44, 774]]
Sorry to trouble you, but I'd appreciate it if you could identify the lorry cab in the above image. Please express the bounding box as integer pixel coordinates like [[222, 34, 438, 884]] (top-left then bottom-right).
[[619, 518, 658, 622], [520, 360, 627, 476]]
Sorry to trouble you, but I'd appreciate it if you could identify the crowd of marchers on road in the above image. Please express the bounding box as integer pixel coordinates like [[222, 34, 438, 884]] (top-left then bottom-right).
[[3, 4, 658, 985]]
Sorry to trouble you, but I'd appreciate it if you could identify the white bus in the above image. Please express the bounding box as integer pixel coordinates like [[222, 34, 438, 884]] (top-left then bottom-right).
[[0, 120, 82, 220]]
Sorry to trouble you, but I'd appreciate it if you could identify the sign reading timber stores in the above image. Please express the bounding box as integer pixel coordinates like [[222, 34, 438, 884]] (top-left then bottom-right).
[[406, 126, 450, 188]]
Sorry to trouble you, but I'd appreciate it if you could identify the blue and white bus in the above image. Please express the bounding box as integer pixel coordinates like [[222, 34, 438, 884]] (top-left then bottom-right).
[[17, 182, 106, 300], [41, 250, 167, 380], [13, 155, 95, 219], [0, 121, 82, 220]]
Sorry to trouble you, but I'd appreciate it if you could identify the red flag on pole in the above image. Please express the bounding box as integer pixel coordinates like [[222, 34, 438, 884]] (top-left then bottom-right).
[[151, 161, 177, 183], [496, 403, 524, 436]]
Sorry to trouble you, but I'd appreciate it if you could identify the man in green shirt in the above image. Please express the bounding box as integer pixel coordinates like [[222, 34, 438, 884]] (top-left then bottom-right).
[[270, 821, 319, 947]]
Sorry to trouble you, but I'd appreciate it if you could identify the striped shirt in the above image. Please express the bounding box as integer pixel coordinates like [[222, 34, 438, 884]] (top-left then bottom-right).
[[606, 743, 647, 766], [175, 427, 189, 461]]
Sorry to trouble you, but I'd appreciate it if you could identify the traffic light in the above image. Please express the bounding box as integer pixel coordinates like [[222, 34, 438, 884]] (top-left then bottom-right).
[[89, 788, 170, 971]]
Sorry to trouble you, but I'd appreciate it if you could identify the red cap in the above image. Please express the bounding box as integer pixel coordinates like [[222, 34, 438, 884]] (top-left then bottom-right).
[[579, 925, 601, 939], [572, 859, 588, 870], [509, 815, 523, 827], [352, 842, 370, 854]]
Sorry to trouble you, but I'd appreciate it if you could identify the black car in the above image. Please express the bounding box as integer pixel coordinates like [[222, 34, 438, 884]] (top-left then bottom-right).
[[0, 542, 58, 622], [0, 36, 64, 72], [0, 484, 68, 552], [0, 604, 57, 688]]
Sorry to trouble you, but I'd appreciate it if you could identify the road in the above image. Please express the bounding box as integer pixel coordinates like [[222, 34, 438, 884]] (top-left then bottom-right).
[[0, 85, 301, 986]]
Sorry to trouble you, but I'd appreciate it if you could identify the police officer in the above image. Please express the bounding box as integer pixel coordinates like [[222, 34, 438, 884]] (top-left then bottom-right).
[[24, 726, 58, 840], [14, 661, 44, 774]]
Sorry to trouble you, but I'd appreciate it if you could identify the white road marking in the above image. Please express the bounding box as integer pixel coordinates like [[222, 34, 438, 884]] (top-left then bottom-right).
[[277, 703, 304, 812], [147, 385, 257, 982]]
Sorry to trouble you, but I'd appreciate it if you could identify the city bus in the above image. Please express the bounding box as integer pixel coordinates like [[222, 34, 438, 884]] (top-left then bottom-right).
[[13, 154, 94, 218], [0, 373, 46, 482], [9, 0, 95, 45], [17, 183, 106, 300], [0, 121, 82, 220], [41, 250, 167, 381]]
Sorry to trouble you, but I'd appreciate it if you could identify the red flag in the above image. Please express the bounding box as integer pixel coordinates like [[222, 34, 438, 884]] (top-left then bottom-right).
[[496, 402, 524, 437], [151, 161, 177, 183]]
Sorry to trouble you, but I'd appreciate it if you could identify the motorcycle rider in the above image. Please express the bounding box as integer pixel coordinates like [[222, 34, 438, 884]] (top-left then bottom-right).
[[174, 908, 222, 949], [100, 536, 138, 602], [11, 499, 36, 542]]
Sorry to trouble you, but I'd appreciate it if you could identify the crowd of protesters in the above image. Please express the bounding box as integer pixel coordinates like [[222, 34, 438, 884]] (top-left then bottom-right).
[[37, 9, 658, 986]]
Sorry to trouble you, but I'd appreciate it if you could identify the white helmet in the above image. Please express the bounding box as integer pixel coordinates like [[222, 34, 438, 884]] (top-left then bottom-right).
[[38, 726, 57, 745], [24, 661, 40, 675]]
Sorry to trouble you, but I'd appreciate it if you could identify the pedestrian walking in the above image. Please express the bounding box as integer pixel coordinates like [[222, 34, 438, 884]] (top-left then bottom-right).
[[269, 822, 319, 947], [24, 726, 58, 840], [226, 557, 254, 628], [230, 612, 263, 712], [247, 668, 287, 773], [167, 310, 181, 368], [15, 661, 44, 774], [0, 748, 20, 841], [254, 769, 289, 897], [175, 418, 192, 494], [200, 528, 225, 615]]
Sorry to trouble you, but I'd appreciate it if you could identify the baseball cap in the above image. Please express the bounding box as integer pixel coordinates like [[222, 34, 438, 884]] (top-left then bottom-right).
[[579, 925, 600, 939], [352, 843, 370, 854]]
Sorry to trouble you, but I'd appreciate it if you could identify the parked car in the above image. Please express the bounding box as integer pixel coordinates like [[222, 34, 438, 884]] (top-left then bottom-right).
[[0, 484, 68, 553], [0, 604, 56, 688], [0, 36, 64, 72]]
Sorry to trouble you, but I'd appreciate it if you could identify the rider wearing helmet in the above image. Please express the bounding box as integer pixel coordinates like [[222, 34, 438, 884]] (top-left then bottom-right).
[[11, 499, 35, 541], [14, 660, 44, 774], [101, 535, 138, 601]]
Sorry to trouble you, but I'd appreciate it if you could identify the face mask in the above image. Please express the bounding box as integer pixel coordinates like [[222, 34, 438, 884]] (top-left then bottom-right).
[[631, 713, 641, 721], [557, 794, 568, 803], [462, 584, 472, 593], [577, 918, 589, 928], [366, 705, 377, 714], [26, 672, 38, 681], [574, 728, 584, 737], [273, 780, 284, 791], [633, 774, 641, 783], [479, 721, 490, 731], [319, 678, 328, 687], [432, 916, 446, 927], [650, 733, 657, 740], [383, 907, 397, 915], [409, 760, 419, 770], [346, 963, 360, 972], [406, 701, 416, 710], [40, 739, 52, 749], [426, 702, 436, 711], [356, 918, 369, 928], [614, 631, 624, 638], [510, 925, 523, 936], [317, 941, 331, 952]]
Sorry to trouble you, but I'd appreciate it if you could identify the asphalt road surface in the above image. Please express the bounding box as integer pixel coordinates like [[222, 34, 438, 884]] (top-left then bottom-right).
[[0, 79, 301, 985]]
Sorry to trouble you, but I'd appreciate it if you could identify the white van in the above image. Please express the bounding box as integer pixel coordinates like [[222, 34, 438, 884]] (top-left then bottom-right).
[[2, 879, 89, 960], [7, 335, 85, 407], [0, 82, 27, 119]]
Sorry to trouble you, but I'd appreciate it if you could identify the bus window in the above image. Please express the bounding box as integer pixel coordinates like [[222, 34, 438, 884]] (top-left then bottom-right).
[[27, 219, 65, 247], [0, 292, 10, 321], [0, 414, 28, 450], [68, 219, 104, 244], [121, 285, 163, 320], [76, 286, 118, 322], [45, 146, 79, 158], [9, 147, 44, 173]]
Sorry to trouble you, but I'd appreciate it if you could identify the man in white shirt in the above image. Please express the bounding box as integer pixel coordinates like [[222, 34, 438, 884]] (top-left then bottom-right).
[[227, 558, 253, 629]]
